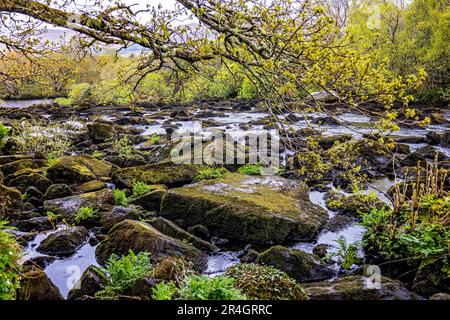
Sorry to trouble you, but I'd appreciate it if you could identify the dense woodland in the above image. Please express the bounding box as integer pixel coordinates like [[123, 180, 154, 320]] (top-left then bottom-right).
[[0, 0, 449, 301]]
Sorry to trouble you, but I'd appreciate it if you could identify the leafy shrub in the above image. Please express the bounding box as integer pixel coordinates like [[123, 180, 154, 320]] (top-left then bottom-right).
[[0, 122, 10, 144], [114, 189, 128, 206], [178, 275, 245, 300], [0, 221, 22, 300], [46, 152, 58, 167], [92, 150, 103, 159], [112, 137, 133, 159], [226, 263, 308, 300], [149, 134, 160, 145], [54, 97, 72, 107], [69, 83, 92, 105], [152, 281, 177, 300], [14, 119, 73, 157], [96, 251, 151, 297], [195, 167, 228, 181], [132, 182, 153, 198], [74, 207, 95, 224], [327, 236, 362, 270], [46, 211, 61, 228], [238, 163, 262, 176]]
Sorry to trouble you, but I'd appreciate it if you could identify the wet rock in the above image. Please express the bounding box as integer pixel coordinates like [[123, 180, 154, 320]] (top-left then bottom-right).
[[37, 226, 88, 256], [239, 249, 259, 263], [319, 134, 353, 150], [312, 116, 340, 125], [87, 122, 117, 142], [46, 155, 113, 184], [325, 191, 387, 217], [390, 135, 428, 144], [76, 180, 107, 194], [95, 220, 208, 271], [128, 188, 166, 212], [100, 206, 140, 230], [24, 186, 43, 200], [160, 174, 328, 244], [187, 224, 210, 241], [257, 246, 336, 282], [17, 266, 64, 300], [426, 131, 442, 145], [43, 188, 115, 219], [0, 158, 46, 176], [402, 145, 448, 166], [0, 184, 22, 218], [17, 216, 53, 232], [67, 265, 108, 300], [411, 261, 450, 297], [303, 275, 423, 300], [429, 293, 450, 300], [124, 154, 147, 167], [442, 131, 450, 147], [149, 217, 218, 253], [7, 170, 52, 193], [23, 256, 56, 269], [430, 113, 448, 125], [323, 215, 356, 232], [43, 184, 73, 200], [395, 143, 411, 155], [112, 161, 202, 188], [313, 244, 331, 259], [151, 257, 194, 283]]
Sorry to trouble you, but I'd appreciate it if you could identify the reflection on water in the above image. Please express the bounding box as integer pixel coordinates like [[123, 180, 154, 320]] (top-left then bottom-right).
[[1, 99, 53, 108]]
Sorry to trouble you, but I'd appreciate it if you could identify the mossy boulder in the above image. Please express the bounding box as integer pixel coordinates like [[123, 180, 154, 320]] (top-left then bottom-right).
[[0, 184, 22, 218], [6, 169, 52, 193], [325, 191, 387, 217], [112, 161, 203, 188], [128, 188, 167, 212], [43, 188, 115, 219], [67, 265, 108, 300], [37, 226, 88, 256], [160, 174, 328, 244], [76, 180, 107, 194], [46, 155, 113, 184], [411, 261, 450, 297], [87, 122, 117, 142], [303, 275, 423, 300], [95, 220, 208, 271], [16, 266, 63, 300], [226, 263, 308, 300], [257, 246, 335, 282], [151, 257, 194, 283], [149, 217, 218, 253], [99, 206, 140, 230], [0, 158, 46, 176], [43, 183, 73, 200]]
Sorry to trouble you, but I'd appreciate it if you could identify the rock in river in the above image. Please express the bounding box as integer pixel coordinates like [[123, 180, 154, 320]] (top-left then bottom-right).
[[257, 246, 336, 282], [95, 220, 208, 271], [303, 275, 423, 300], [37, 226, 88, 256], [43, 188, 116, 219], [16, 266, 63, 300], [160, 173, 328, 244], [46, 155, 113, 184]]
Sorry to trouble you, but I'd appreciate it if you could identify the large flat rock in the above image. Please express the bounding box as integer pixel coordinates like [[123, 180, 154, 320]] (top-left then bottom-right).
[[160, 173, 328, 244]]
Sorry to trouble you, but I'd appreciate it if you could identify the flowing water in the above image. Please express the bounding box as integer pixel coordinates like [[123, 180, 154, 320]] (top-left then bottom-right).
[[14, 99, 449, 296]]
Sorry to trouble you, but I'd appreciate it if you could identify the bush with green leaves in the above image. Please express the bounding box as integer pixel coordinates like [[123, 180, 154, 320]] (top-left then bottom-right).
[[178, 275, 245, 300], [327, 236, 362, 270], [152, 281, 177, 300], [74, 207, 95, 224], [195, 167, 228, 181], [96, 251, 151, 297], [112, 136, 133, 159], [114, 189, 128, 206], [0, 221, 22, 300], [226, 263, 308, 300], [92, 150, 103, 159], [0, 122, 10, 145], [237, 163, 262, 176], [132, 182, 153, 198]]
